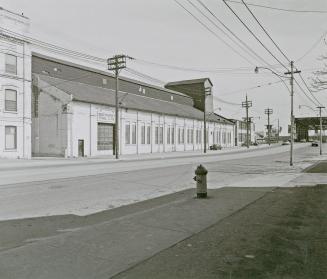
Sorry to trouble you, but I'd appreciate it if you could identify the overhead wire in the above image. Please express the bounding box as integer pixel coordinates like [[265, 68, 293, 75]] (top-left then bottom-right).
[[195, 0, 276, 68], [297, 30, 327, 62], [219, 79, 285, 96], [293, 78, 319, 106], [186, 0, 270, 66], [221, 0, 289, 71], [173, 0, 256, 66], [124, 68, 166, 85], [225, 0, 327, 14], [131, 58, 254, 73], [240, 0, 291, 63], [0, 26, 107, 64]]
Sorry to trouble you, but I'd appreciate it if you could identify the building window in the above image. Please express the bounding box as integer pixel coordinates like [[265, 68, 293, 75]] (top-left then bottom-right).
[[132, 123, 136, 144], [125, 124, 130, 144], [147, 126, 151, 144], [5, 126, 17, 150], [97, 123, 114, 150], [5, 89, 17, 112], [167, 127, 171, 144], [155, 126, 159, 144], [5, 54, 17, 75], [159, 127, 163, 144], [171, 127, 175, 144], [181, 128, 184, 144], [141, 125, 145, 144]]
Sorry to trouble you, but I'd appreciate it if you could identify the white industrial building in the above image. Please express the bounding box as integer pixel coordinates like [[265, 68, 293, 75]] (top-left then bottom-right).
[[0, 6, 235, 159], [31, 54, 235, 157]]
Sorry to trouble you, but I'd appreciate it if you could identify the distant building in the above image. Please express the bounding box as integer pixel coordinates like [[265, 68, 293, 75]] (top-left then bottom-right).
[[295, 117, 327, 142], [230, 119, 256, 146]]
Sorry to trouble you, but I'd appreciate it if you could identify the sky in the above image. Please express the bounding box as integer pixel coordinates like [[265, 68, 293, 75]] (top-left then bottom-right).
[[1, 0, 327, 134]]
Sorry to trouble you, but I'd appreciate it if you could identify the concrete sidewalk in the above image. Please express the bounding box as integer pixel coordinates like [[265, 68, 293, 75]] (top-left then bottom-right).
[[0, 187, 274, 279], [0, 143, 276, 170]]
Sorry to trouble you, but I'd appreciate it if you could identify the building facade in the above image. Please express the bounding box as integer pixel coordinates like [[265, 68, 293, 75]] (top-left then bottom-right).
[[231, 119, 256, 146], [0, 8, 32, 159], [31, 55, 235, 157]]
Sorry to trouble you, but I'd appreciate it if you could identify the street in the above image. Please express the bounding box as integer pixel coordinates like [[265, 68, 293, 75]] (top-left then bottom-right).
[[0, 144, 322, 220], [0, 144, 326, 278]]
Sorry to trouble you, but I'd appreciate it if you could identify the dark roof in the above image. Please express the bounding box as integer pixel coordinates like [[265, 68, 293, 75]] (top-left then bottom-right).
[[165, 78, 213, 87], [32, 52, 190, 99], [36, 74, 232, 124]]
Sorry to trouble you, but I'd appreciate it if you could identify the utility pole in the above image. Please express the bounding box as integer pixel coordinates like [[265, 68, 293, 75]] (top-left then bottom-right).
[[204, 87, 212, 153], [264, 108, 273, 146], [317, 106, 325, 155], [107, 54, 128, 159], [242, 94, 252, 148], [285, 61, 301, 166], [277, 119, 280, 143]]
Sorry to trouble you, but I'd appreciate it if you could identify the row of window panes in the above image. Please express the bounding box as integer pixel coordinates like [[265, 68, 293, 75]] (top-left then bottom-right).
[[124, 124, 233, 145], [3, 89, 17, 112], [5, 54, 17, 75]]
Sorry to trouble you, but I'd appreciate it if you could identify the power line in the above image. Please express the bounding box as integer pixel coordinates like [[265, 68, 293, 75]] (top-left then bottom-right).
[[225, 0, 327, 14], [297, 30, 327, 62], [213, 96, 241, 106], [220, 79, 285, 96], [124, 68, 166, 85], [298, 73, 327, 112], [173, 0, 255, 65], [240, 0, 291, 63], [188, 0, 271, 66], [195, 0, 277, 68], [221, 0, 289, 71], [0, 27, 107, 63], [293, 78, 319, 106]]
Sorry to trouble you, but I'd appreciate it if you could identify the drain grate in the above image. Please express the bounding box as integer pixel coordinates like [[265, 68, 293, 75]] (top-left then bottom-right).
[[305, 161, 327, 173]]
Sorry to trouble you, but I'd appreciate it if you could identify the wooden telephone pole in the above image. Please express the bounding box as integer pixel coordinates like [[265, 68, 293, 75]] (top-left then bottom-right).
[[264, 108, 273, 146], [242, 94, 252, 148], [107, 55, 128, 159]]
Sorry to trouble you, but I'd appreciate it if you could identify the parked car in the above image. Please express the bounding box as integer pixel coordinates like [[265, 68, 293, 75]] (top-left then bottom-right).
[[209, 144, 222, 150], [282, 140, 290, 145], [300, 139, 307, 143], [312, 141, 319, 147]]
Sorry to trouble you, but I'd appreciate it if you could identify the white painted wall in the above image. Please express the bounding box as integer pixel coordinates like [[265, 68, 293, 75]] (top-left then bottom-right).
[[0, 9, 31, 159]]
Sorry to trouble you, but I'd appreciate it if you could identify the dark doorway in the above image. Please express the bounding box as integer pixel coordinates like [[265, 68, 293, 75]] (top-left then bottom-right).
[[97, 123, 115, 155], [78, 139, 84, 157]]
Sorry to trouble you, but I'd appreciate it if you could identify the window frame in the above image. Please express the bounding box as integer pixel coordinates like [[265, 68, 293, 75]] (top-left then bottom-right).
[[4, 89, 17, 112], [5, 126, 17, 150], [5, 54, 17, 75]]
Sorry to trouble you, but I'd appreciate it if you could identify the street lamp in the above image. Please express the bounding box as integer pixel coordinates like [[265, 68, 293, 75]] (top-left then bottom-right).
[[255, 64, 300, 166]]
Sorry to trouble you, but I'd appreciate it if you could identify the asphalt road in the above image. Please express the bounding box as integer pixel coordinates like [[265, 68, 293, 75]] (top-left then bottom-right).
[[0, 144, 321, 220]]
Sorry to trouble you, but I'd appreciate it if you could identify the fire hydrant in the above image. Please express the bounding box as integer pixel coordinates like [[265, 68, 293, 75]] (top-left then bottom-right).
[[193, 164, 208, 198]]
